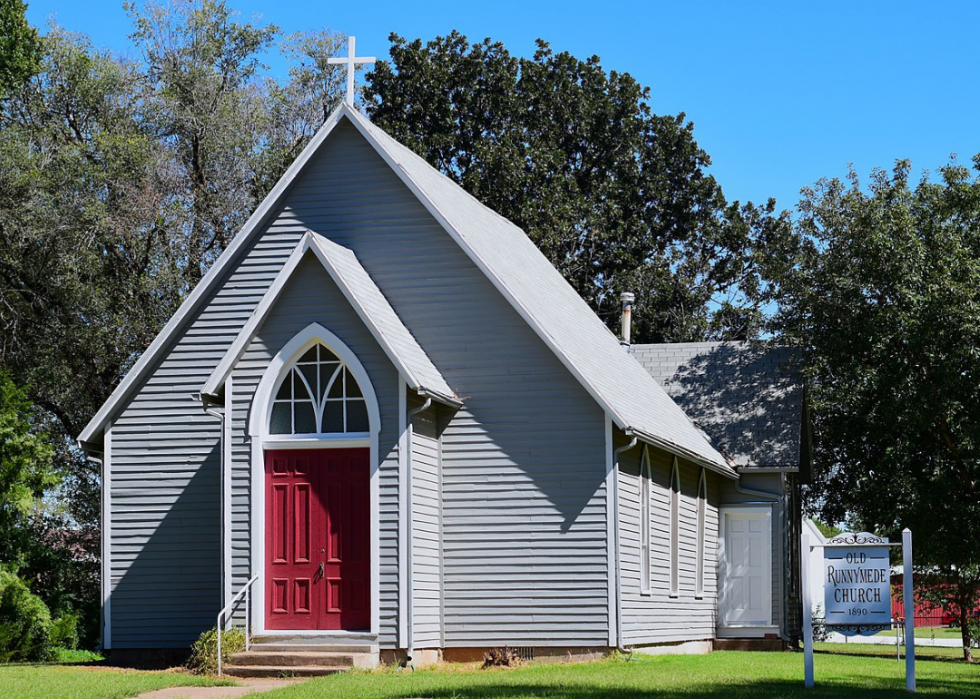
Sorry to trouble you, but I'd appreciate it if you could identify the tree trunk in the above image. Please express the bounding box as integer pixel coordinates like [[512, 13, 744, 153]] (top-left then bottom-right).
[[961, 607, 974, 662]]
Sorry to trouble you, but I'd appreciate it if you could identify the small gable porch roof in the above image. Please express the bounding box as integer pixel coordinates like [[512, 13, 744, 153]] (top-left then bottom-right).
[[201, 231, 460, 407]]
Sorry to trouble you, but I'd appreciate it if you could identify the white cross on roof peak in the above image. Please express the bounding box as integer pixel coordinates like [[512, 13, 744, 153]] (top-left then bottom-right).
[[327, 36, 376, 107]]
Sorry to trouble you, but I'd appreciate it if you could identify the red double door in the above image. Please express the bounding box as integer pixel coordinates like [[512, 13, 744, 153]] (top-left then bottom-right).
[[265, 448, 370, 630]]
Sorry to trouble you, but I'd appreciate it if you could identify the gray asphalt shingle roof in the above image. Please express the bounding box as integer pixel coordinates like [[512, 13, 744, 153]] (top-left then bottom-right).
[[348, 108, 733, 475], [632, 342, 803, 468]]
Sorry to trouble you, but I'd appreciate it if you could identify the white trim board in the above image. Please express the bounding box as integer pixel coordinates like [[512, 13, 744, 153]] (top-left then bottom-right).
[[102, 423, 113, 650], [604, 415, 617, 648], [223, 376, 233, 614], [397, 380, 409, 648]]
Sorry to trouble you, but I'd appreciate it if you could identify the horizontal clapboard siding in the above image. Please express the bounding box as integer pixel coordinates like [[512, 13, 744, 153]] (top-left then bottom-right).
[[616, 431, 720, 645], [272, 121, 610, 647], [411, 403, 442, 648], [106, 117, 610, 648], [228, 256, 401, 646], [109, 276, 259, 647]]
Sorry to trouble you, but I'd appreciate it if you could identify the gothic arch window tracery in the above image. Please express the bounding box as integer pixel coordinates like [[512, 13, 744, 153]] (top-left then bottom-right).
[[269, 343, 370, 435]]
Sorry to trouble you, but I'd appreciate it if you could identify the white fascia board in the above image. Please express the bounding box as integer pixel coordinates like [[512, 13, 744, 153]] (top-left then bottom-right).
[[341, 110, 634, 433], [201, 231, 316, 397], [78, 106, 356, 448], [305, 235, 424, 392], [629, 427, 737, 479]]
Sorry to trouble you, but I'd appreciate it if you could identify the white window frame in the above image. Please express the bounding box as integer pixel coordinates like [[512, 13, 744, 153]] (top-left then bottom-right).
[[696, 468, 707, 599], [669, 457, 680, 597], [640, 446, 652, 595]]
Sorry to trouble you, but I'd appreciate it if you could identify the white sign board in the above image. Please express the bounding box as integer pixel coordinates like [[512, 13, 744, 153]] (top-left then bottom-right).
[[824, 542, 891, 628], [802, 529, 914, 692]]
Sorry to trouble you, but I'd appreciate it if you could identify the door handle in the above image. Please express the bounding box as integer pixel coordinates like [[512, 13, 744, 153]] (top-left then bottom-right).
[[317, 561, 325, 578]]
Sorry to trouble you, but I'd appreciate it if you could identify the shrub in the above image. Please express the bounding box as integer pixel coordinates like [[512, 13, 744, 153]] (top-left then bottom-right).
[[967, 617, 980, 649], [50, 613, 79, 650], [187, 626, 246, 675], [0, 568, 54, 662], [482, 647, 525, 668], [811, 604, 829, 642]]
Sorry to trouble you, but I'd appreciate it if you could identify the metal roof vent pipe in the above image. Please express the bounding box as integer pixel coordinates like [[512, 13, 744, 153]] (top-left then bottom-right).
[[620, 292, 635, 352]]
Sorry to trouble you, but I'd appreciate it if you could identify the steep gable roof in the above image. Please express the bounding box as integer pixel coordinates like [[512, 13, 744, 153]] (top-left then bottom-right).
[[342, 110, 731, 475], [632, 342, 802, 468], [80, 104, 732, 476], [201, 231, 459, 407]]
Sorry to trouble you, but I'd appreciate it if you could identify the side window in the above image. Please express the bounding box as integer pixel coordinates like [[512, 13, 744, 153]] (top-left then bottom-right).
[[696, 468, 707, 598], [640, 446, 652, 594], [270, 343, 370, 435], [669, 457, 680, 596]]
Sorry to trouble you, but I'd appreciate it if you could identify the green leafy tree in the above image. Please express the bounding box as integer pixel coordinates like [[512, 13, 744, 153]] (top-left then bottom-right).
[[768, 158, 980, 660], [365, 32, 790, 342], [0, 0, 40, 99], [0, 372, 56, 558], [0, 3, 348, 646]]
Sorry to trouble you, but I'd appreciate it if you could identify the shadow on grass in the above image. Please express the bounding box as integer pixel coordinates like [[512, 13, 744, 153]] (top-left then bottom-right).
[[383, 679, 980, 699], [815, 648, 973, 665]]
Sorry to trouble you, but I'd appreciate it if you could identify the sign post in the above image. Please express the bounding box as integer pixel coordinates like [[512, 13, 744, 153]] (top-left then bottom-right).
[[903, 528, 915, 692], [801, 531, 814, 688], [803, 529, 914, 692]]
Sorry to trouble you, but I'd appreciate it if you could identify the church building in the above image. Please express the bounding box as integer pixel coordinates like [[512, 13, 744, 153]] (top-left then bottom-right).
[[80, 93, 804, 668]]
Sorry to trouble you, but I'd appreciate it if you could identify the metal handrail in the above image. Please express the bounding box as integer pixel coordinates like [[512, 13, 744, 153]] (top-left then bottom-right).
[[216, 574, 259, 677]]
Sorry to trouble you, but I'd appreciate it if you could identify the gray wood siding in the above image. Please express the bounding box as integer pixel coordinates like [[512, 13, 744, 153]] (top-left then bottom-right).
[[105, 118, 608, 648], [109, 283, 255, 647], [615, 430, 720, 645], [719, 473, 785, 633], [228, 255, 401, 645], [411, 403, 442, 648], [274, 121, 610, 647]]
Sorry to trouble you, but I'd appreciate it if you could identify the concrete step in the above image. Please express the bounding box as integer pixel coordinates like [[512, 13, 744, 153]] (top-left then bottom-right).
[[250, 642, 376, 654], [251, 633, 376, 646], [222, 664, 347, 678], [229, 651, 354, 667]]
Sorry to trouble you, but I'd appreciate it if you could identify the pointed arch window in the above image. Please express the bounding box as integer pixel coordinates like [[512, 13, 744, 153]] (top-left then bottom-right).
[[669, 457, 680, 597], [696, 468, 707, 599], [640, 446, 652, 595], [269, 344, 370, 435]]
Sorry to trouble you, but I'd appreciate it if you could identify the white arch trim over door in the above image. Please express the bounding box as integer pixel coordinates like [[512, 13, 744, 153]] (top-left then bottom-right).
[[248, 322, 381, 636], [249, 322, 381, 439]]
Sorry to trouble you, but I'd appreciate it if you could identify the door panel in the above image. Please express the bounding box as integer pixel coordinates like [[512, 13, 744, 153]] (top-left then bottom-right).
[[265, 448, 370, 631], [320, 450, 371, 630], [720, 510, 772, 627]]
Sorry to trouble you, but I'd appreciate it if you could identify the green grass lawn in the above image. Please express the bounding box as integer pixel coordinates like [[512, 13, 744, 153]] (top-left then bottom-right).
[[0, 663, 235, 699], [252, 649, 980, 699], [816, 641, 969, 660], [870, 626, 966, 640], [4, 647, 979, 699]]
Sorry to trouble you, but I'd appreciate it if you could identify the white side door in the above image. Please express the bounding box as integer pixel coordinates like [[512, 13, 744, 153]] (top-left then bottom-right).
[[719, 508, 772, 627]]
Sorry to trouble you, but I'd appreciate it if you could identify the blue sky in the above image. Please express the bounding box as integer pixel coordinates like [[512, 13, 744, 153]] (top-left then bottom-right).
[[24, 0, 980, 214]]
